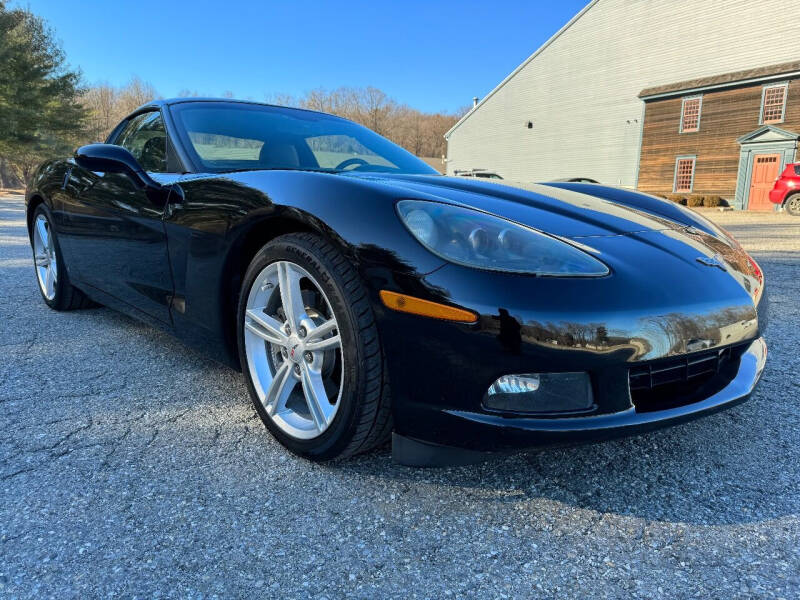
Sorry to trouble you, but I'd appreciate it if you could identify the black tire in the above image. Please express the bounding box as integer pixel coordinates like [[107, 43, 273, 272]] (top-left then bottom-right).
[[236, 233, 392, 461], [784, 193, 800, 217], [30, 204, 95, 311]]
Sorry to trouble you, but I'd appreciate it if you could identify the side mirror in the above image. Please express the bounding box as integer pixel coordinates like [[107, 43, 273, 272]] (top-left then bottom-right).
[[74, 144, 161, 191]]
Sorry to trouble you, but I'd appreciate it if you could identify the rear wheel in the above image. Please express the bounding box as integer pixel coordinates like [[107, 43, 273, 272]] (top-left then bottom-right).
[[30, 204, 94, 310], [784, 193, 800, 217], [237, 233, 391, 461]]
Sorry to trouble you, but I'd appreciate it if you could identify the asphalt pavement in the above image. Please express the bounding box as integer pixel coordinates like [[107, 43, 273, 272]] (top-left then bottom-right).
[[1, 193, 798, 598]]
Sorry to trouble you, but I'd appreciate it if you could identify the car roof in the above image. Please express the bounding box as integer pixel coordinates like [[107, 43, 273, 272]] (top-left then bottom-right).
[[134, 97, 342, 120]]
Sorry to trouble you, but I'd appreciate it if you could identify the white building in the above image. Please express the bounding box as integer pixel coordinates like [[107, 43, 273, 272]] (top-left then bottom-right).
[[444, 0, 800, 186]]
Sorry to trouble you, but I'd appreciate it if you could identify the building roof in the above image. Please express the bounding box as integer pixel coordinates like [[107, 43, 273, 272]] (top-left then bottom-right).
[[418, 156, 445, 174], [444, 0, 601, 139], [639, 60, 800, 100]]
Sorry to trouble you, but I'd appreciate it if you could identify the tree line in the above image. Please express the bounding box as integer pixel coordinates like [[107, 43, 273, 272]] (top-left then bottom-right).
[[268, 87, 466, 160], [0, 3, 464, 187]]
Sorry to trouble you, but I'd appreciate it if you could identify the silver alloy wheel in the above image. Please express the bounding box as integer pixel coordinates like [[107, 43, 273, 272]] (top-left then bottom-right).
[[244, 260, 343, 440], [787, 195, 800, 216], [32, 214, 58, 301]]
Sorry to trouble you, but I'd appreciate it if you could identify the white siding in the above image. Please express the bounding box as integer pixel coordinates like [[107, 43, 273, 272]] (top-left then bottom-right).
[[446, 0, 800, 185]]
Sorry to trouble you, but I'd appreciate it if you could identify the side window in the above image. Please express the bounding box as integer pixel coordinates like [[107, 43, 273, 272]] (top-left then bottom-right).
[[680, 96, 702, 133], [761, 84, 787, 124], [113, 112, 168, 172], [674, 156, 696, 193]]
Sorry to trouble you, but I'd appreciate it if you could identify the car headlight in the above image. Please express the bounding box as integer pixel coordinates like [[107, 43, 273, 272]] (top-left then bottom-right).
[[397, 200, 609, 276]]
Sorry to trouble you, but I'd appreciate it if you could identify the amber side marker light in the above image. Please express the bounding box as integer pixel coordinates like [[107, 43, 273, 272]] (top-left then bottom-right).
[[379, 290, 478, 323]]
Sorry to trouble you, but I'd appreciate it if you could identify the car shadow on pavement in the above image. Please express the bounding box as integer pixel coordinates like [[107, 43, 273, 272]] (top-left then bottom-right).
[[337, 338, 796, 528], [4, 193, 795, 531], [33, 298, 786, 529], [340, 252, 798, 527], [338, 409, 791, 527], [53, 297, 789, 529]]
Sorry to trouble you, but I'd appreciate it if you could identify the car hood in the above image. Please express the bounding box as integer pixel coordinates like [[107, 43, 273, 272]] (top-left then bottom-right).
[[342, 173, 763, 305], [342, 173, 721, 240]]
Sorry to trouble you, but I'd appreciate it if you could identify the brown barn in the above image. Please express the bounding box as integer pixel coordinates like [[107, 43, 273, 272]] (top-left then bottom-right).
[[636, 61, 800, 210]]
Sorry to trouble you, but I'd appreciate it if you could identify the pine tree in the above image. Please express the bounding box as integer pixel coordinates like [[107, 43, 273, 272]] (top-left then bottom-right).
[[0, 2, 87, 186]]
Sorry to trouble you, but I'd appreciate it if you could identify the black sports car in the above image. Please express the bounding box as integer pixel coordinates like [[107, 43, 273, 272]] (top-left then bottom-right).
[[25, 99, 768, 466]]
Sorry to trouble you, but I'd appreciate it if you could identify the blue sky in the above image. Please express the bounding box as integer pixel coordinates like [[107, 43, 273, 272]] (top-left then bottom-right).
[[26, 0, 589, 114]]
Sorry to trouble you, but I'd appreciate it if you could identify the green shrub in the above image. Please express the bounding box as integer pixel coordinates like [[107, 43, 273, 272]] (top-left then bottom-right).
[[686, 195, 704, 207], [665, 194, 687, 205], [651, 193, 726, 207]]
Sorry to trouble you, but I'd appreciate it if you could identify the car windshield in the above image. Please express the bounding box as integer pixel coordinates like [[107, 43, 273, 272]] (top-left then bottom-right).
[[170, 101, 438, 175]]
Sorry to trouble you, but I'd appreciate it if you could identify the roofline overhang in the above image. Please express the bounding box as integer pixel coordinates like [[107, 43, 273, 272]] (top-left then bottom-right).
[[640, 70, 800, 101], [443, 0, 601, 140]]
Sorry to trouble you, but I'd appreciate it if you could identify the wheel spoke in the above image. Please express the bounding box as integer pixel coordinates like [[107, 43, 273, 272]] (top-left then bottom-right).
[[277, 261, 307, 331], [45, 266, 55, 297], [305, 334, 340, 352], [35, 218, 49, 250], [306, 318, 337, 341], [34, 253, 49, 267], [304, 318, 340, 351], [245, 309, 288, 346], [263, 361, 296, 416], [300, 365, 334, 431]]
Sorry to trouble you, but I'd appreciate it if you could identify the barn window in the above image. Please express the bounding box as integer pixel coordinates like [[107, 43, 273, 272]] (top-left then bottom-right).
[[761, 84, 787, 124], [673, 156, 696, 193], [680, 96, 702, 132]]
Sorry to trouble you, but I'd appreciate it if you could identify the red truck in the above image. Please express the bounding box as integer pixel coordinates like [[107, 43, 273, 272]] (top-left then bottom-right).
[[770, 163, 800, 216]]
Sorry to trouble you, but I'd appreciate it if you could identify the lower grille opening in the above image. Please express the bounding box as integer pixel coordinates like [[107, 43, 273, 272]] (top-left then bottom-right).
[[629, 343, 747, 412]]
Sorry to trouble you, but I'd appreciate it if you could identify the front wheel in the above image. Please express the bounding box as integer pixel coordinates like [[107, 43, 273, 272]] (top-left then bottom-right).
[[237, 233, 391, 461], [30, 204, 94, 310], [784, 193, 800, 217]]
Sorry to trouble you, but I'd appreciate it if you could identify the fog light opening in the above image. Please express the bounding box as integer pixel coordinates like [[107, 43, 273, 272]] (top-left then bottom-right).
[[483, 372, 594, 414], [487, 374, 540, 396]]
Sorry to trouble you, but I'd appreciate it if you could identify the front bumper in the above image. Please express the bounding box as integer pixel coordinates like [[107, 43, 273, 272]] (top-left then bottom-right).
[[373, 221, 768, 465], [393, 336, 767, 466]]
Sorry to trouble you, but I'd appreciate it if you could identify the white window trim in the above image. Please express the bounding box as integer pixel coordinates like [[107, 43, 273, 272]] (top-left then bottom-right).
[[760, 82, 788, 125], [673, 155, 697, 193], [679, 95, 703, 133]]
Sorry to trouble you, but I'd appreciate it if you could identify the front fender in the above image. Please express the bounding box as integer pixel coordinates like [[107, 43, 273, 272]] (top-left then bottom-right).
[[163, 170, 448, 366]]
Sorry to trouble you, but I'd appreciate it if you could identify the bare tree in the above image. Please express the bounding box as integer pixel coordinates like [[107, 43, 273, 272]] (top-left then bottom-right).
[[116, 76, 158, 114], [282, 86, 463, 159], [82, 84, 118, 141], [265, 92, 300, 108], [81, 77, 161, 142], [356, 87, 395, 135]]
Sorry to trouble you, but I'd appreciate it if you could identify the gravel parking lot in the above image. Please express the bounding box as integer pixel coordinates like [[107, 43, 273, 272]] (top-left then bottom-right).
[[1, 193, 798, 599]]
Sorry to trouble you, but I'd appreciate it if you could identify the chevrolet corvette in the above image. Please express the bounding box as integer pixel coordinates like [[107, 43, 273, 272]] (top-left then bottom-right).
[[25, 98, 768, 465]]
